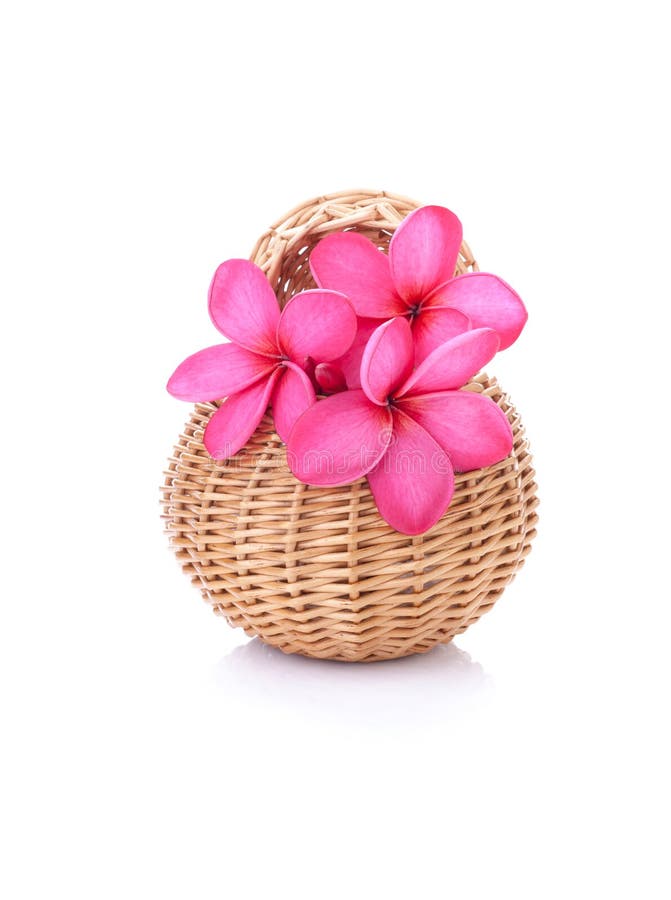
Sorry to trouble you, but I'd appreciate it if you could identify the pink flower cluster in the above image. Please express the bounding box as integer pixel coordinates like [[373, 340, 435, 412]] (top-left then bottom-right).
[[167, 206, 527, 535]]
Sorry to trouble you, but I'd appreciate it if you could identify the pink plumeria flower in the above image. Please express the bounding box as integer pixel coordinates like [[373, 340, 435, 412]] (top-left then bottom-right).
[[310, 205, 527, 382], [167, 260, 357, 458], [288, 317, 513, 535]]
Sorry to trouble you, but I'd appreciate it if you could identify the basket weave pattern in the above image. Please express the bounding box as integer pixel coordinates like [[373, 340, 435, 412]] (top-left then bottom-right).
[[163, 190, 538, 661]]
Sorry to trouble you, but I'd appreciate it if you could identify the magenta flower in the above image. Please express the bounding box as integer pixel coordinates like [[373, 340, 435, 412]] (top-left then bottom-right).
[[310, 205, 527, 380], [167, 259, 357, 458], [287, 317, 513, 535]]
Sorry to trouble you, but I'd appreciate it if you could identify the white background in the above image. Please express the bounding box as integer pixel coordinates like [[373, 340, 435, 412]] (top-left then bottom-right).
[[2, 2, 670, 897]]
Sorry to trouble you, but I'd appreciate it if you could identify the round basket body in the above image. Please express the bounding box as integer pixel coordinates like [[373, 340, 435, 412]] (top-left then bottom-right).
[[163, 190, 538, 662]]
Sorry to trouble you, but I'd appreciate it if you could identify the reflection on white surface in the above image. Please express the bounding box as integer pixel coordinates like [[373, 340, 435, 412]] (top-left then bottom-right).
[[214, 638, 493, 731]]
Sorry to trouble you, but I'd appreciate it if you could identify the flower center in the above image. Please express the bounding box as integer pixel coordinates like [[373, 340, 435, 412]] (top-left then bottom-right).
[[407, 303, 422, 319]]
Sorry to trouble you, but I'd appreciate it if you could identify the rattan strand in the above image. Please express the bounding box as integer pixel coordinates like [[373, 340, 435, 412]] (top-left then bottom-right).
[[162, 189, 538, 661]]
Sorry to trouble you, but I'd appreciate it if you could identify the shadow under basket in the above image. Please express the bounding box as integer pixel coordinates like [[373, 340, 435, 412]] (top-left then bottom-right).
[[162, 189, 539, 662]]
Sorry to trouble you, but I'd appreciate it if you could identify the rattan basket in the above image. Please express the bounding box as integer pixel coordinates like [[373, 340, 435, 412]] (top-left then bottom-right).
[[162, 189, 538, 662]]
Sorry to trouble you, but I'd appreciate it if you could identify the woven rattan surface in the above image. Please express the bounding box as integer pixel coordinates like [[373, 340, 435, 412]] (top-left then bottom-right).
[[162, 189, 538, 661]]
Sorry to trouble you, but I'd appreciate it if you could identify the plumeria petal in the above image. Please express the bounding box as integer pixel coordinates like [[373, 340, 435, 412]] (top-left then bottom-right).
[[367, 409, 455, 535], [310, 231, 405, 318], [389, 206, 463, 303], [277, 289, 357, 364], [167, 343, 275, 402], [332, 317, 380, 389], [314, 363, 347, 394], [208, 259, 281, 356], [411, 306, 471, 365], [203, 368, 281, 459], [398, 328, 499, 397], [426, 272, 527, 350], [271, 362, 316, 442], [360, 317, 414, 405], [398, 390, 513, 472], [288, 390, 393, 487]]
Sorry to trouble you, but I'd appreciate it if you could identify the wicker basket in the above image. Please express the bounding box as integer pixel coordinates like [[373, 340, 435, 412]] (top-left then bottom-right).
[[162, 189, 539, 662]]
